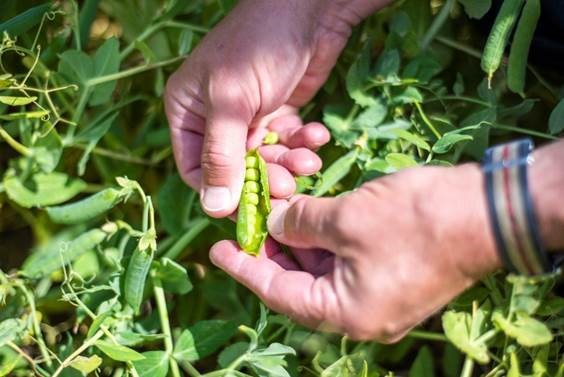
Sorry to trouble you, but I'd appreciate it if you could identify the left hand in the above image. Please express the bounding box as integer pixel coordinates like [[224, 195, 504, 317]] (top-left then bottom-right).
[[210, 164, 501, 341]]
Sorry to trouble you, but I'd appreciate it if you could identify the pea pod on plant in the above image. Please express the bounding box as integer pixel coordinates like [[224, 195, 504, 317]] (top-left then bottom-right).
[[480, 0, 525, 83], [507, 0, 540, 96], [236, 150, 271, 255], [45, 187, 133, 225], [124, 246, 154, 313]]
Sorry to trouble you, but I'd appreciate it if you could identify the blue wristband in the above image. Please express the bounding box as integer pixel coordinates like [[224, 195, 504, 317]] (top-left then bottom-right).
[[482, 138, 558, 275]]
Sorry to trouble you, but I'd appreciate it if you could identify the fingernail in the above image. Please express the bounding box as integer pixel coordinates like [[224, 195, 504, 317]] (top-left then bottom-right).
[[202, 186, 231, 212], [267, 203, 288, 237]]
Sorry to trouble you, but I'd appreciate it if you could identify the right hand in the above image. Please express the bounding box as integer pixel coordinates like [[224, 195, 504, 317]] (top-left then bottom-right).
[[164, 0, 390, 217]]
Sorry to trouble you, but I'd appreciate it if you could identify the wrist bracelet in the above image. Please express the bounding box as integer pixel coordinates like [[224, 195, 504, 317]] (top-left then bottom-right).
[[482, 138, 555, 276]]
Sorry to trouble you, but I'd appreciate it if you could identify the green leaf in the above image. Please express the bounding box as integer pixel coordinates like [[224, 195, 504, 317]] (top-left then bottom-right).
[[178, 29, 194, 55], [69, 355, 102, 374], [346, 41, 376, 107], [432, 133, 473, 154], [394, 129, 431, 151], [492, 312, 553, 347], [0, 110, 49, 120], [32, 125, 63, 173], [58, 50, 94, 88], [442, 311, 490, 364], [374, 48, 401, 80], [0, 96, 37, 106], [322, 105, 357, 147], [0, 319, 24, 347], [3, 171, 86, 208], [409, 346, 435, 377], [75, 112, 119, 175], [132, 351, 169, 377], [247, 344, 295, 377], [173, 320, 237, 362], [89, 38, 120, 105], [23, 229, 107, 278], [548, 99, 564, 135], [458, 0, 492, 19], [385, 153, 418, 170], [0, 3, 52, 37], [156, 174, 194, 235], [94, 340, 145, 362], [218, 342, 249, 368], [353, 99, 388, 129], [154, 258, 193, 294], [313, 150, 358, 196], [393, 86, 423, 105]]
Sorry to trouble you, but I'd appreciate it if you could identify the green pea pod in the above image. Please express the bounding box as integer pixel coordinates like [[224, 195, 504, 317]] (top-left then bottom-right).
[[507, 0, 540, 96], [480, 0, 524, 82], [236, 150, 271, 255], [46, 187, 131, 225], [124, 248, 153, 313]]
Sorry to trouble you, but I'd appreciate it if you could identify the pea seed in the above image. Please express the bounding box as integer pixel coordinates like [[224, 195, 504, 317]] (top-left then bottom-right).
[[246, 193, 259, 205], [245, 155, 259, 168], [245, 168, 259, 181], [244, 181, 260, 193]]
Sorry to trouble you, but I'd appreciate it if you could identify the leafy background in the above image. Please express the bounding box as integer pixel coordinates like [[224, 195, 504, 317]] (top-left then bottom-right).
[[0, 0, 562, 376]]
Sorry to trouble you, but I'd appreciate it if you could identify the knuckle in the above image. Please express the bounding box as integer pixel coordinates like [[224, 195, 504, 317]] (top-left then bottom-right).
[[201, 146, 235, 179]]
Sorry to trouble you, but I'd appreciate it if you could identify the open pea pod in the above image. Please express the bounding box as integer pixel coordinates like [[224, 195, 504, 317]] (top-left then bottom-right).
[[236, 150, 271, 255]]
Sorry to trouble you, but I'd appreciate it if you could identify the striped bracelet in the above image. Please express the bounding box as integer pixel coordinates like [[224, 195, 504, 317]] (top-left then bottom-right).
[[482, 138, 554, 276]]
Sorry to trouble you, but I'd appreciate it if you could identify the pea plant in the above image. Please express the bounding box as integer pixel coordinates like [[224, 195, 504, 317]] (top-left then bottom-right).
[[0, 1, 562, 377]]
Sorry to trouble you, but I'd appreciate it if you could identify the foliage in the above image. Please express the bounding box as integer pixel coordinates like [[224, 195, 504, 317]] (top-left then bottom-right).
[[0, 0, 562, 376]]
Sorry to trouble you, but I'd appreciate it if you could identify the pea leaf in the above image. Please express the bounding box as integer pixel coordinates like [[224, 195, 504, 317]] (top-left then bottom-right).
[[69, 355, 102, 374], [218, 342, 249, 368], [0, 3, 52, 37], [374, 48, 401, 80], [156, 174, 194, 235], [458, 0, 492, 19], [0, 109, 49, 120], [246, 343, 296, 377], [353, 99, 388, 129], [32, 125, 63, 173], [3, 171, 86, 208], [0, 96, 37, 106], [58, 50, 94, 89], [548, 99, 564, 135], [173, 320, 237, 362], [132, 351, 168, 377], [177, 29, 194, 55], [346, 41, 376, 107], [0, 319, 24, 347], [323, 105, 357, 147], [22, 228, 107, 278], [75, 112, 119, 175], [153, 258, 193, 294], [442, 310, 490, 364], [492, 312, 553, 347], [394, 129, 431, 151], [409, 346, 435, 377], [385, 153, 418, 170], [313, 150, 358, 196], [432, 133, 473, 154], [89, 38, 120, 105], [95, 340, 145, 361]]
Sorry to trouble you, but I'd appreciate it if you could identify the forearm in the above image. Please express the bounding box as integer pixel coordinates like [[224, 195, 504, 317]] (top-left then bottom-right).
[[530, 139, 564, 251]]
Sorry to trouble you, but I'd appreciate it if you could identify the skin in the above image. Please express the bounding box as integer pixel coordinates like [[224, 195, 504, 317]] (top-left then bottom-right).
[[165, 0, 564, 341]]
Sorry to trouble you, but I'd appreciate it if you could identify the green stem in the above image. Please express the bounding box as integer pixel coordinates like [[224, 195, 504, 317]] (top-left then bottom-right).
[[492, 124, 558, 140], [0, 126, 32, 156], [460, 357, 474, 377], [71, 143, 157, 166], [51, 330, 105, 377], [179, 361, 203, 377], [407, 329, 449, 342], [421, 0, 456, 50], [152, 274, 182, 377], [120, 20, 208, 60], [414, 102, 441, 138], [436, 36, 482, 59], [15, 282, 52, 368], [162, 218, 210, 259], [86, 56, 185, 87], [423, 96, 491, 107]]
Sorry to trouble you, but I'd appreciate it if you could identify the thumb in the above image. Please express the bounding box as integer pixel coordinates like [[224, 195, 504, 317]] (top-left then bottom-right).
[[200, 109, 249, 218], [267, 196, 340, 250]]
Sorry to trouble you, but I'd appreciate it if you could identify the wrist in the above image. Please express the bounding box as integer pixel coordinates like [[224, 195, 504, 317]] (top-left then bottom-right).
[[529, 140, 564, 252]]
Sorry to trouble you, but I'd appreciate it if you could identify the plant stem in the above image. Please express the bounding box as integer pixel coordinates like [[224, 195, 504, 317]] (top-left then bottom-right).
[[152, 274, 182, 377], [51, 330, 104, 377], [162, 218, 210, 259], [423, 96, 491, 107], [15, 282, 52, 368], [436, 36, 482, 59], [179, 361, 203, 377], [0, 126, 32, 156], [407, 329, 449, 342], [421, 0, 455, 50], [86, 56, 185, 87], [414, 102, 441, 138], [460, 357, 474, 377], [492, 124, 558, 140]]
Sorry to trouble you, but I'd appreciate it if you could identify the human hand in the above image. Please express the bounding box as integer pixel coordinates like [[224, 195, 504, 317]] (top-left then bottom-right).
[[210, 164, 502, 341], [164, 0, 390, 217]]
